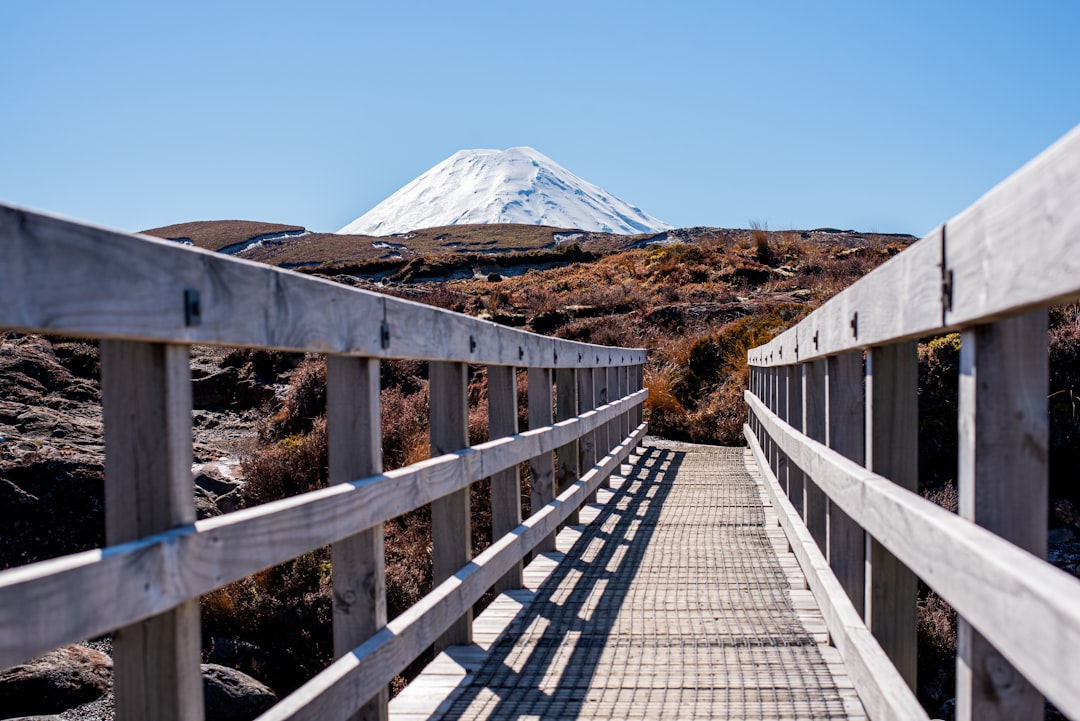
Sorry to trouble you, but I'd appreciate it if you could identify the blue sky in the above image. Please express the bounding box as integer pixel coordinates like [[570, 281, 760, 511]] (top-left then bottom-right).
[[2, 1, 1078, 237]]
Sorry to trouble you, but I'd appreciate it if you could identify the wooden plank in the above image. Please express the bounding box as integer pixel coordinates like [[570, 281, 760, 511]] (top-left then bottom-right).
[[776, 365, 790, 497], [826, 351, 865, 617], [528, 366, 556, 553], [605, 365, 618, 486], [487, 364, 521, 593], [803, 359, 828, 552], [945, 124, 1080, 328], [955, 312, 1048, 721], [787, 364, 804, 512], [865, 342, 918, 690], [577, 367, 597, 505], [749, 229, 944, 367], [593, 366, 609, 486], [429, 361, 472, 650], [746, 391, 1080, 715], [555, 368, 580, 526], [256, 423, 648, 721], [0, 389, 647, 669], [744, 432, 929, 721], [100, 341, 203, 721], [0, 202, 646, 369], [326, 355, 386, 721]]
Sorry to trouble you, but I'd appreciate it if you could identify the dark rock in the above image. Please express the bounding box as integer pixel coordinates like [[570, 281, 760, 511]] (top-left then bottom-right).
[[195, 485, 224, 519], [1053, 497, 1080, 531], [194, 467, 242, 497], [206, 638, 275, 684], [0, 645, 111, 716], [486, 272, 502, 282], [193, 367, 241, 410], [215, 490, 241, 514], [202, 664, 276, 721]]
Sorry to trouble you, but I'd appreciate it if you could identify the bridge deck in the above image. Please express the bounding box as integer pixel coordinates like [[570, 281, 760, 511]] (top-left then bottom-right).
[[391, 441, 866, 720]]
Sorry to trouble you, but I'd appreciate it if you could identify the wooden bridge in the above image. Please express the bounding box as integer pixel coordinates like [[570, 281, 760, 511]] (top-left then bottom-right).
[[1, 123, 1079, 721]]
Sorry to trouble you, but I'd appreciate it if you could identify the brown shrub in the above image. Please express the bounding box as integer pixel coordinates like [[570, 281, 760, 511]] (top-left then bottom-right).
[[259, 356, 326, 442]]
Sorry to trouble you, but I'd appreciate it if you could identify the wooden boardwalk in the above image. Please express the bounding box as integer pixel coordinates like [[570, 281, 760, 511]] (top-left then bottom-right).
[[391, 440, 865, 720]]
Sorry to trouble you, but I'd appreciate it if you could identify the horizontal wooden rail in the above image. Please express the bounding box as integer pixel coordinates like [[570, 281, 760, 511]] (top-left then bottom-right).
[[0, 390, 646, 668], [745, 424, 928, 721], [0, 203, 651, 721], [746, 391, 1080, 715], [748, 123, 1080, 367], [261, 423, 648, 721], [0, 202, 644, 368]]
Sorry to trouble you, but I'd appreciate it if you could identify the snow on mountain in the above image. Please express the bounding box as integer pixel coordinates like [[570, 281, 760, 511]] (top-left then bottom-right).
[[339, 147, 671, 236]]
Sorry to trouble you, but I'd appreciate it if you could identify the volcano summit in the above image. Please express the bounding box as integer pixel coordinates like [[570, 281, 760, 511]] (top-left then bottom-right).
[[339, 147, 671, 236]]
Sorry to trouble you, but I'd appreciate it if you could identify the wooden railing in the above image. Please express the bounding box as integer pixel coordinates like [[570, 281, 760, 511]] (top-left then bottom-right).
[[745, 124, 1080, 721], [0, 203, 647, 721]]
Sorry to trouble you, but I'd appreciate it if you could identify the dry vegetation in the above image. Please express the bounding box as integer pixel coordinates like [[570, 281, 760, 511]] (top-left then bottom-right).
[[142, 220, 305, 251]]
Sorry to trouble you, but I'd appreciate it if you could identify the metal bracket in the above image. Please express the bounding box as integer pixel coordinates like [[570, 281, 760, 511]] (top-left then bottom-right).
[[850, 312, 859, 339], [380, 322, 391, 350], [184, 289, 202, 327], [942, 269, 954, 313]]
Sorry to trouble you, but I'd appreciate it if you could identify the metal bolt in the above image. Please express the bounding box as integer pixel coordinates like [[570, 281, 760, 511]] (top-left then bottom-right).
[[184, 289, 201, 326]]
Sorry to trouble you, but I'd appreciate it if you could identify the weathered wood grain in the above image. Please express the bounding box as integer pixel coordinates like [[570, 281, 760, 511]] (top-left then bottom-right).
[[749, 230, 943, 368], [787, 365, 805, 513], [326, 355, 387, 721], [946, 124, 1080, 328], [865, 342, 918, 690], [0, 375, 644, 671], [745, 429, 928, 721], [803, 360, 828, 552], [256, 423, 648, 721], [826, 351, 865, 616], [528, 367, 556, 553], [555, 368, 580, 526], [578, 367, 597, 505], [0, 203, 646, 369], [487, 365, 522, 594], [100, 341, 204, 721], [956, 312, 1048, 721], [430, 361, 472, 649], [746, 392, 1080, 715]]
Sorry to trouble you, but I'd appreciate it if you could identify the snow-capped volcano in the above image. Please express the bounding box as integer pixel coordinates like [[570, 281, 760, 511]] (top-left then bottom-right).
[[339, 147, 671, 236]]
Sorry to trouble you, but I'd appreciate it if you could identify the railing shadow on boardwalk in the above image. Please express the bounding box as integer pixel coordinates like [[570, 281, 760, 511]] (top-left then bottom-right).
[[438, 445, 684, 719]]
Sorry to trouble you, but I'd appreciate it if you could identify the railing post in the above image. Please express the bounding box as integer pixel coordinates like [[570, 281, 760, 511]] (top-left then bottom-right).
[[956, 312, 1048, 721], [606, 364, 619, 446], [327, 355, 387, 721], [634, 362, 644, 428], [865, 341, 918, 690], [776, 364, 790, 495], [488, 364, 523, 593], [769, 366, 780, 479], [803, 359, 828, 552], [429, 360, 472, 650], [100, 341, 203, 721], [826, 351, 866, 616], [618, 364, 630, 442], [579, 366, 598, 503], [595, 365, 610, 487], [788, 363, 805, 515], [528, 366, 557, 552], [555, 367, 580, 526]]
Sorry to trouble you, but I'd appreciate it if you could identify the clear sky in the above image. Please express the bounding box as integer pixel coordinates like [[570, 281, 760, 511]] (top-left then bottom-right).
[[3, 0, 1078, 237]]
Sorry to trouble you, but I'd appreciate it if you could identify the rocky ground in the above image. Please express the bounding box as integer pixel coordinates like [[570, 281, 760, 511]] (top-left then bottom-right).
[[0, 334, 301, 719]]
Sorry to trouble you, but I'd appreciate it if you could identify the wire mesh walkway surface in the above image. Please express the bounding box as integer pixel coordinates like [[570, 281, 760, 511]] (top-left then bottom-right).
[[391, 440, 866, 720]]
